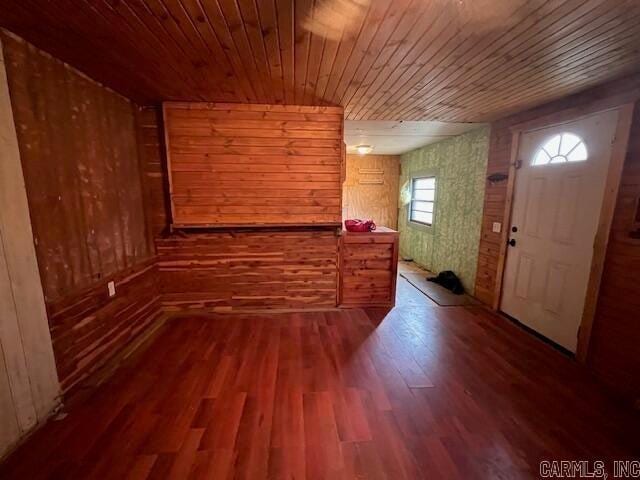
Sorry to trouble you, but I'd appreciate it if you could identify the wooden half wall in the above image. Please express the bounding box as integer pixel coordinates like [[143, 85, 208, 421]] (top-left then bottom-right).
[[156, 230, 339, 312], [1, 31, 162, 397], [163, 102, 344, 227]]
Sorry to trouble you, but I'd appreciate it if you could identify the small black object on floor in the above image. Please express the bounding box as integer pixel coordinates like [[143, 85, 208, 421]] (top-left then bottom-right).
[[427, 270, 464, 295]]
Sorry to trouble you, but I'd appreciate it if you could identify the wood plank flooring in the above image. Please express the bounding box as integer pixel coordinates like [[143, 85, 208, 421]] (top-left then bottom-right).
[[1, 273, 638, 479]]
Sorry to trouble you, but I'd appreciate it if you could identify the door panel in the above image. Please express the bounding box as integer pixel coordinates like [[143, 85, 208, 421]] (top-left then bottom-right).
[[514, 253, 534, 300], [523, 176, 546, 237], [0, 342, 21, 456], [500, 109, 619, 352], [543, 261, 570, 314], [552, 175, 581, 244]]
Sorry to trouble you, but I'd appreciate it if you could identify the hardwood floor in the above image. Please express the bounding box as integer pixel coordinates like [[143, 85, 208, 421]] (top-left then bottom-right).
[[1, 273, 638, 479]]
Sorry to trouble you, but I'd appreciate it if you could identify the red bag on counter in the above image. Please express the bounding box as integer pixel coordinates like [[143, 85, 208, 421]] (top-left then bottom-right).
[[344, 219, 376, 232]]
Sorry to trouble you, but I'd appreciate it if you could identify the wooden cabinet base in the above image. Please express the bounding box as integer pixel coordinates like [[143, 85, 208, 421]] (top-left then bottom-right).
[[339, 227, 399, 308]]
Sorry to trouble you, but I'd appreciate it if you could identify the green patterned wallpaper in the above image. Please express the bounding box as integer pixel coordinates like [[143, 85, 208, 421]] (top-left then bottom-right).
[[398, 127, 489, 294]]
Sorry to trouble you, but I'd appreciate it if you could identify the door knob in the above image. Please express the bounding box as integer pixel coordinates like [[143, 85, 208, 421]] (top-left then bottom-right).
[[508, 238, 516, 247]]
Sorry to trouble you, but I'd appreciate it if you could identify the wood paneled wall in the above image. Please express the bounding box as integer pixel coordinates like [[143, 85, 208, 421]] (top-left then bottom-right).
[[156, 231, 339, 312], [343, 154, 400, 229], [48, 260, 161, 394], [474, 73, 640, 401], [2, 31, 153, 302], [1, 32, 162, 398], [588, 102, 640, 402], [163, 103, 344, 227], [474, 126, 510, 305]]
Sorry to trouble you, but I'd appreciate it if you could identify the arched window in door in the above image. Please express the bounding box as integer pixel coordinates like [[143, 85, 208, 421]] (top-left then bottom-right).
[[532, 133, 588, 166]]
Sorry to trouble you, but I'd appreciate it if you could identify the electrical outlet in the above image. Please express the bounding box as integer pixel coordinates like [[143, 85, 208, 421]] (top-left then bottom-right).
[[107, 281, 116, 297], [492, 222, 502, 233]]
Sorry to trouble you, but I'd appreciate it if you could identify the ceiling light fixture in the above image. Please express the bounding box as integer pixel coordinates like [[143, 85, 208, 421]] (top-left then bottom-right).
[[356, 144, 373, 155]]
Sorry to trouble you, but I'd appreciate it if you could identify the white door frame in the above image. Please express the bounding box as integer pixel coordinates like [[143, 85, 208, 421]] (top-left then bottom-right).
[[492, 103, 635, 362]]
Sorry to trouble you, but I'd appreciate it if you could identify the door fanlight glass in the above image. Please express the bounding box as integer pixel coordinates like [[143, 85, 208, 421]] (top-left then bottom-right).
[[532, 133, 588, 166]]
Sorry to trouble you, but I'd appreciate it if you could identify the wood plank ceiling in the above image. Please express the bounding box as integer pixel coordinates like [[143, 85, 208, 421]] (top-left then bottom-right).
[[1, 0, 639, 122]]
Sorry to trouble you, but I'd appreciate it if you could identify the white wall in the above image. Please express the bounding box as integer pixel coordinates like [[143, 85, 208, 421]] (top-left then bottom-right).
[[0, 37, 60, 459]]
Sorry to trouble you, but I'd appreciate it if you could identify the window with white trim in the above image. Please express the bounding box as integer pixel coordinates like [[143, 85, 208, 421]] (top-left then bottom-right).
[[410, 176, 436, 226]]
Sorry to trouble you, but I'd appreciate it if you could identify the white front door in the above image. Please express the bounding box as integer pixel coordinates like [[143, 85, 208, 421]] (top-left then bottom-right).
[[500, 109, 619, 352]]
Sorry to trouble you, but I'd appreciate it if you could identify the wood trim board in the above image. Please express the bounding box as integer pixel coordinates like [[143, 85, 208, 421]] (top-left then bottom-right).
[[576, 103, 635, 362], [162, 105, 177, 228], [491, 131, 520, 310]]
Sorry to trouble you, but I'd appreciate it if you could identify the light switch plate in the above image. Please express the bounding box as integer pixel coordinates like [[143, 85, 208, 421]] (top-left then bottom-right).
[[492, 222, 502, 233], [108, 281, 116, 297]]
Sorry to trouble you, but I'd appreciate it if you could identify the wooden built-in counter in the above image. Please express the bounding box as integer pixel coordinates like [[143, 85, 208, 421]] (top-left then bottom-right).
[[339, 227, 399, 308], [155, 226, 399, 313]]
